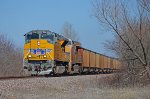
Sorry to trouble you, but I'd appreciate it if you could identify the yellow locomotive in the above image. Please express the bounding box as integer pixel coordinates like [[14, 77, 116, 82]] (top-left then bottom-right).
[[23, 30, 81, 75], [23, 30, 120, 75]]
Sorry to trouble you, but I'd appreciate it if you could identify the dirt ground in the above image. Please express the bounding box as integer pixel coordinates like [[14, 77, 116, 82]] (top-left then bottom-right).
[[0, 74, 150, 99]]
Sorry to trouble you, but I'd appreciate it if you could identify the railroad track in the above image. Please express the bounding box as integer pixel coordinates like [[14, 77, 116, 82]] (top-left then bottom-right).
[[0, 76, 42, 80], [0, 72, 113, 81]]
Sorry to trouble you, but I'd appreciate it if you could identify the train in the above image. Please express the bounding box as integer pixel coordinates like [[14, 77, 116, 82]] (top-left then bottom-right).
[[23, 30, 120, 76]]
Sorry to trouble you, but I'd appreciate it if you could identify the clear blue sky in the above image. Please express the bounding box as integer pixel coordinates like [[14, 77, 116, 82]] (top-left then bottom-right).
[[0, 0, 136, 57]]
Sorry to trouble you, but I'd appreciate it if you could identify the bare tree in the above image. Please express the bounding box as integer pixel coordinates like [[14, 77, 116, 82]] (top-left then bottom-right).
[[61, 22, 79, 41], [93, 0, 150, 85], [0, 34, 23, 77], [138, 0, 150, 12]]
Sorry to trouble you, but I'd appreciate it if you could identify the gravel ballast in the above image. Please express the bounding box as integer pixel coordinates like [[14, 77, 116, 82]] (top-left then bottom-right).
[[0, 74, 110, 99], [0, 74, 149, 99]]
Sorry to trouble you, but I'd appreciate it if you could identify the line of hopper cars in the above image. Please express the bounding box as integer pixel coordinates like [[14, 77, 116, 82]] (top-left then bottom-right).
[[23, 30, 121, 76], [79, 48, 120, 73]]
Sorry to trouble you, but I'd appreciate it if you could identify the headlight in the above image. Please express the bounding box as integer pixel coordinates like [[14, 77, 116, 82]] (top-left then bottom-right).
[[28, 55, 31, 58], [37, 41, 40, 46], [44, 55, 46, 58]]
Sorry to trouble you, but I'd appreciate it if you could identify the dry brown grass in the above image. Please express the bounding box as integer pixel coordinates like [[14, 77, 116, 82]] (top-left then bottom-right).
[[100, 86, 150, 99]]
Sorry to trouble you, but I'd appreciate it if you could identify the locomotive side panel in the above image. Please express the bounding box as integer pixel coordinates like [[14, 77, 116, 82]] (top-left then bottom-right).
[[54, 43, 70, 62]]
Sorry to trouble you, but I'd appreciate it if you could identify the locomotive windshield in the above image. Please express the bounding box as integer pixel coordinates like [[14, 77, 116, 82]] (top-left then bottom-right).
[[25, 33, 39, 43], [41, 33, 54, 43], [27, 33, 39, 39], [25, 31, 55, 44]]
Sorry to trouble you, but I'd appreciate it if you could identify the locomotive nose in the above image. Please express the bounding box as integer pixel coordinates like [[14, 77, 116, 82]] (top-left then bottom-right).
[[27, 39, 54, 60]]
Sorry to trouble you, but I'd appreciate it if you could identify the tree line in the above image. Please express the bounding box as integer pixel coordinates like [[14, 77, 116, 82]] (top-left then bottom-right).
[[93, 0, 150, 86]]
